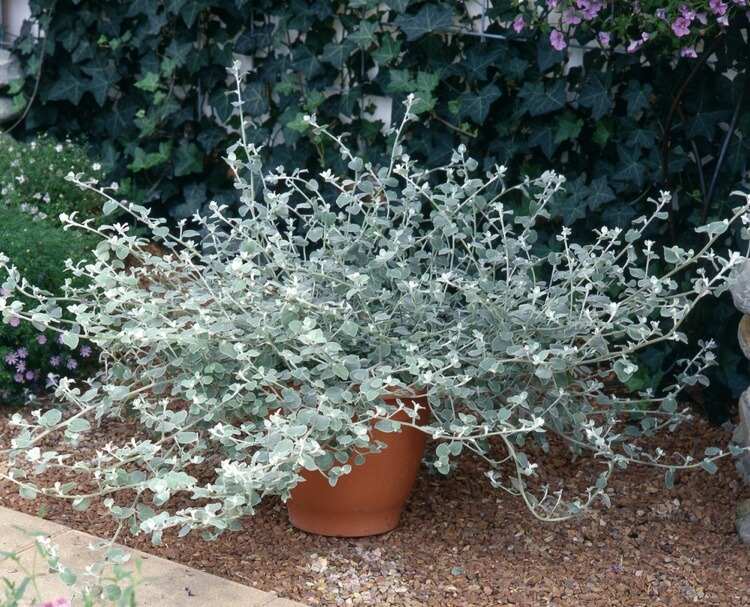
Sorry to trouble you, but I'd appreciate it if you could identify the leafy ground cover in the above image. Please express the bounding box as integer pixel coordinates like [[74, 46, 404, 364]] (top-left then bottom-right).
[[0, 403, 746, 607]]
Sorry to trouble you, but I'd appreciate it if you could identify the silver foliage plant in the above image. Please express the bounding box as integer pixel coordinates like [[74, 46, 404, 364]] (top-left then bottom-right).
[[1, 64, 749, 539]]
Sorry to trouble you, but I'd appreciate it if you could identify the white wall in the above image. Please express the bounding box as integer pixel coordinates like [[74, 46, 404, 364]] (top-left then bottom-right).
[[2, 0, 31, 38]]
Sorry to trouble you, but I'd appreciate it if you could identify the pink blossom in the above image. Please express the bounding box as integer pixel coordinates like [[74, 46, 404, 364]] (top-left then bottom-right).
[[709, 0, 728, 15], [512, 15, 525, 33], [36, 334, 47, 345], [36, 599, 72, 607], [7, 315, 20, 327], [562, 8, 582, 25], [550, 29, 567, 51], [681, 46, 698, 58], [671, 16, 691, 36]]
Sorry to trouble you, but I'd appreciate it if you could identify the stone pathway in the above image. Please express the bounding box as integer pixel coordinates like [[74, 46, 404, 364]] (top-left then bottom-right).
[[0, 506, 306, 606]]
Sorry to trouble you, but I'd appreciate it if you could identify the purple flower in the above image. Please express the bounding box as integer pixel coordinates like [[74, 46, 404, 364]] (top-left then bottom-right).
[[49, 355, 61, 368], [597, 31, 611, 46], [16, 347, 27, 359], [0, 288, 9, 296], [36, 334, 47, 345], [7, 315, 20, 328], [14, 373, 24, 383], [512, 15, 525, 33], [4, 352, 17, 365], [25, 370, 34, 381], [66, 358, 78, 370], [710, 0, 728, 15], [680, 4, 697, 20], [79, 345, 92, 358], [561, 8, 582, 25], [681, 46, 698, 58], [550, 29, 567, 51], [57, 334, 65, 345], [15, 360, 25, 373], [671, 16, 691, 37]]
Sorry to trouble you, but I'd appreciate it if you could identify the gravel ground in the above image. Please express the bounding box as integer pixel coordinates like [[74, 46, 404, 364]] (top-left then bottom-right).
[[0, 409, 748, 607]]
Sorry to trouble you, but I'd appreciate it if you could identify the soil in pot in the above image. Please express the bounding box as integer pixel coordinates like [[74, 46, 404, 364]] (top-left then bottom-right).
[[286, 393, 429, 537]]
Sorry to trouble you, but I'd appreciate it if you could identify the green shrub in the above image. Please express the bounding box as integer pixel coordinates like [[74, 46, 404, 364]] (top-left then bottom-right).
[[0, 134, 105, 224], [0, 206, 98, 403]]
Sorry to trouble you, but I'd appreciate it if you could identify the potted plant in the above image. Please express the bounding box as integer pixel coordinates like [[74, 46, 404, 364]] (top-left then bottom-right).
[[1, 64, 748, 544]]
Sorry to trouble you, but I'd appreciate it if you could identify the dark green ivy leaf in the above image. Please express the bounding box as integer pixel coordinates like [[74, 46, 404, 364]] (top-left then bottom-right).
[[81, 58, 117, 106], [462, 45, 505, 82], [173, 142, 203, 177], [554, 112, 583, 144], [552, 176, 588, 225], [613, 146, 647, 188], [371, 35, 401, 66], [519, 81, 566, 117], [348, 20, 378, 49], [243, 81, 268, 117], [385, 0, 411, 11], [624, 80, 652, 115], [586, 176, 615, 210], [321, 40, 356, 68], [537, 38, 564, 72], [46, 68, 89, 105], [292, 47, 322, 79], [458, 84, 502, 124], [577, 74, 612, 120], [686, 110, 729, 140], [528, 125, 557, 159], [395, 4, 453, 41]]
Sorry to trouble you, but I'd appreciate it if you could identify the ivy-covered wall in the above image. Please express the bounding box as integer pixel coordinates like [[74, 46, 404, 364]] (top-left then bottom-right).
[[9, 0, 750, 415]]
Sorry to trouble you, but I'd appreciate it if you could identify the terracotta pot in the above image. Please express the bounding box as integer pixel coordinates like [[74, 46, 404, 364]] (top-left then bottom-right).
[[287, 394, 429, 537]]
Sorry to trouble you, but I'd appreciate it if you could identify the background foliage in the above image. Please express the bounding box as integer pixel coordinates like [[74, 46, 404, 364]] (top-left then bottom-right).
[[9, 0, 750, 415], [0, 137, 100, 403]]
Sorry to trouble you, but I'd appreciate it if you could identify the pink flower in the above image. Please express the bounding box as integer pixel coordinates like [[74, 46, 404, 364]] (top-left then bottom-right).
[[66, 358, 78, 370], [627, 32, 650, 54], [7, 315, 20, 327], [16, 347, 27, 359], [512, 15, 525, 33], [25, 370, 34, 381], [562, 8, 582, 25], [597, 31, 610, 46], [36, 334, 47, 345], [550, 29, 567, 51], [672, 17, 691, 37], [79, 345, 92, 358], [710, 0, 728, 15], [36, 599, 72, 607], [681, 46, 698, 58], [14, 373, 24, 383]]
